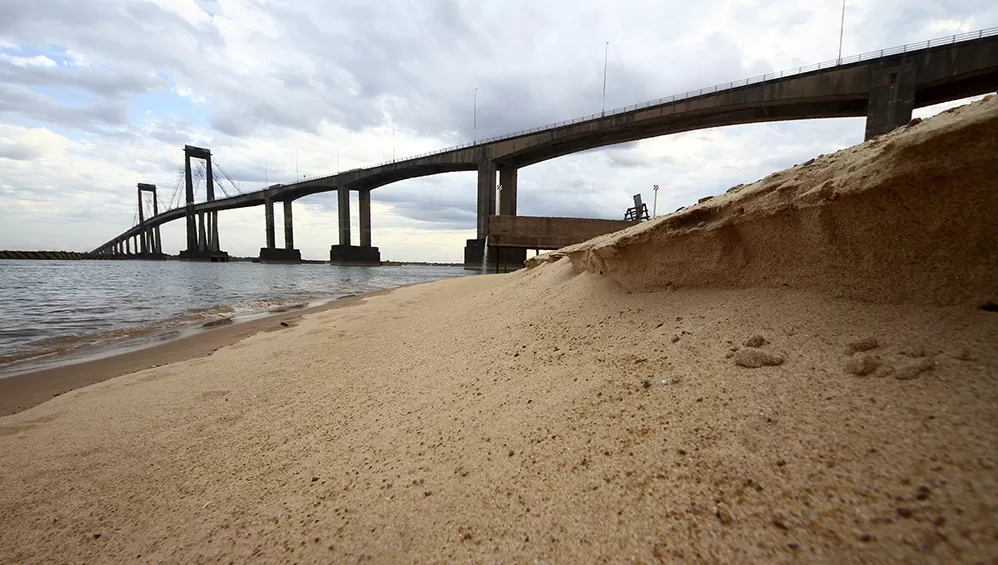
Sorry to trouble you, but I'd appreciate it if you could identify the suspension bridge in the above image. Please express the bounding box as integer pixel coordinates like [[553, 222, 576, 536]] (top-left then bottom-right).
[[88, 28, 998, 269]]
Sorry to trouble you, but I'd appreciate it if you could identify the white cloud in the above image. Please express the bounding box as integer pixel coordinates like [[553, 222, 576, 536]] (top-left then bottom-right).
[[0, 53, 56, 68]]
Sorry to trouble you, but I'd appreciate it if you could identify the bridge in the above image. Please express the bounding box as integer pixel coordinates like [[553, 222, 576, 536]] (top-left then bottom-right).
[[89, 28, 998, 269]]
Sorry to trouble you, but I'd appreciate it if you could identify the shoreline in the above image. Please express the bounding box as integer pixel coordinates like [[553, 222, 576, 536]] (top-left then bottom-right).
[[0, 288, 395, 417]]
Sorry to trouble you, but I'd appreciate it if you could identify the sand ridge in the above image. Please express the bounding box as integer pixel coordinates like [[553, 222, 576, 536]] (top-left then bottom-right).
[[535, 95, 998, 307]]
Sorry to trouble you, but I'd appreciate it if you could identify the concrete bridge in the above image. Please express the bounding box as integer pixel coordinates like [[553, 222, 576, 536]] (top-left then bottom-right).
[[89, 28, 998, 268]]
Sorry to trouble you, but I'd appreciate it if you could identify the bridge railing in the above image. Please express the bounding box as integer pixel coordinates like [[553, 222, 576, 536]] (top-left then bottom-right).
[[223, 27, 998, 191]]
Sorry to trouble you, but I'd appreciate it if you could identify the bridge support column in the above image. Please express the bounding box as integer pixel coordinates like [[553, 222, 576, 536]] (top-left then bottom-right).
[[259, 198, 301, 263], [184, 152, 197, 252], [330, 187, 380, 265], [152, 190, 162, 255], [198, 211, 208, 252], [359, 189, 372, 247], [498, 165, 517, 216], [865, 63, 915, 140], [265, 198, 276, 249], [337, 186, 351, 245], [465, 158, 519, 270], [284, 200, 295, 250], [476, 160, 496, 239]]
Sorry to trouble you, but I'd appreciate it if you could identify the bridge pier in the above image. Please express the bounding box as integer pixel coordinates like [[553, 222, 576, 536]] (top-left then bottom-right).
[[259, 197, 301, 263], [498, 165, 517, 215], [865, 63, 915, 140], [330, 187, 380, 265], [465, 159, 525, 271], [178, 145, 229, 262]]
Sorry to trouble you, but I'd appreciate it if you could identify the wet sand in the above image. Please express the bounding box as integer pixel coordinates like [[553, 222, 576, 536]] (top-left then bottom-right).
[[0, 292, 390, 417]]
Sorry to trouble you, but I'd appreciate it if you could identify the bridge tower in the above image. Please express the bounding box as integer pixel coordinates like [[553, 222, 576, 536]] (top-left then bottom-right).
[[178, 145, 229, 262], [137, 183, 164, 257]]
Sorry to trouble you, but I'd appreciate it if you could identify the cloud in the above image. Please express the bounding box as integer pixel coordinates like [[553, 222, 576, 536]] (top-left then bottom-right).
[[0, 0, 995, 261]]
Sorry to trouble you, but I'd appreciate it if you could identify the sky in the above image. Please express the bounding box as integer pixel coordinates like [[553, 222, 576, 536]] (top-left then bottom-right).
[[0, 0, 994, 261]]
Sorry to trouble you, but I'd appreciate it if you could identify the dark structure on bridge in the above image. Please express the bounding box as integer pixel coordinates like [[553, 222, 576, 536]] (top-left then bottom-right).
[[89, 28, 998, 268]]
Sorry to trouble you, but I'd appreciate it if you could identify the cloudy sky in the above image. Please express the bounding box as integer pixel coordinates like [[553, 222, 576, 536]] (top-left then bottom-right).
[[0, 0, 994, 261]]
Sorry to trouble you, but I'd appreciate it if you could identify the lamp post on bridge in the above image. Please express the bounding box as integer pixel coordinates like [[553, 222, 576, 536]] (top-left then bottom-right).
[[601, 41, 609, 117], [837, 0, 846, 64], [474, 87, 478, 141]]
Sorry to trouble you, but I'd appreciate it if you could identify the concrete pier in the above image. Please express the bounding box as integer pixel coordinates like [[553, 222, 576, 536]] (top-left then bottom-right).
[[284, 201, 295, 251], [329, 245, 381, 265], [359, 190, 372, 247], [476, 157, 497, 239], [265, 198, 276, 249], [464, 239, 526, 273], [337, 187, 351, 246], [330, 187, 380, 265], [498, 166, 517, 216], [259, 198, 301, 263], [865, 64, 916, 140]]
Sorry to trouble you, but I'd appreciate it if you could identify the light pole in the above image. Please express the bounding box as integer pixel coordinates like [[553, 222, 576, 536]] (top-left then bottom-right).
[[652, 184, 659, 218], [837, 0, 846, 64], [474, 87, 478, 139], [601, 41, 609, 117], [391, 116, 396, 162]]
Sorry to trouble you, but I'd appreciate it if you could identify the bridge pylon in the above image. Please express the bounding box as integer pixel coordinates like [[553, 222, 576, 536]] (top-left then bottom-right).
[[136, 183, 166, 259], [178, 145, 229, 262]]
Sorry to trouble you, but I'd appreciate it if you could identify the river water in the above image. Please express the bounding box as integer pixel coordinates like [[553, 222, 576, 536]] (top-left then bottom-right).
[[0, 260, 472, 378]]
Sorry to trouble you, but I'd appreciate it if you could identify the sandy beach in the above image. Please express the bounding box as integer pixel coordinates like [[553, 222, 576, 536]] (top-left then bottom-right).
[[1, 97, 996, 564]]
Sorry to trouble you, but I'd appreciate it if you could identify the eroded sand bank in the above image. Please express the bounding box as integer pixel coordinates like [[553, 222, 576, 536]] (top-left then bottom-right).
[[1, 98, 996, 564]]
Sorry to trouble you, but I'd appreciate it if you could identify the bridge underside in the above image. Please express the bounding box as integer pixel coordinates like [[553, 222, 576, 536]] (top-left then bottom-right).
[[498, 68, 998, 169]]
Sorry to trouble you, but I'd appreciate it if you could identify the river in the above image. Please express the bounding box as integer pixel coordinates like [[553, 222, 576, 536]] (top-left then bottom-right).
[[0, 260, 472, 377]]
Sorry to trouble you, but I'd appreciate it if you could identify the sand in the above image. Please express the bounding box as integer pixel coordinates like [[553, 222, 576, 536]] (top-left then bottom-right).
[[0, 293, 388, 417], [1, 98, 996, 564]]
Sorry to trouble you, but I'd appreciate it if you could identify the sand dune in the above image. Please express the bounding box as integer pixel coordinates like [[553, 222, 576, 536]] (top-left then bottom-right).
[[1, 98, 996, 564], [535, 95, 998, 307]]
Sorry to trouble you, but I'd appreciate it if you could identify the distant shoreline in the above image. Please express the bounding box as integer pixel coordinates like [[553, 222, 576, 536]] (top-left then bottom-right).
[[0, 252, 465, 267]]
